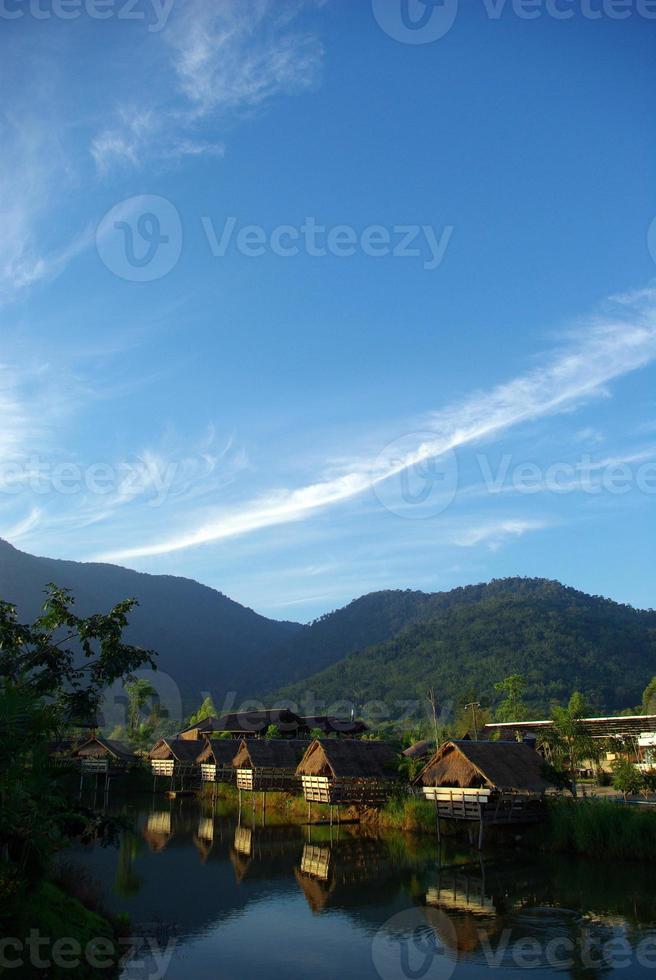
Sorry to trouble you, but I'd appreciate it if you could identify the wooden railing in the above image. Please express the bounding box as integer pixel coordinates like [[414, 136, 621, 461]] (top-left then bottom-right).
[[301, 775, 395, 805]]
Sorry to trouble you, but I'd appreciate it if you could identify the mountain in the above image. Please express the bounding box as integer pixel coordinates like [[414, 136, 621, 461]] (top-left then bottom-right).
[[0, 538, 302, 705], [2, 538, 655, 719], [276, 578, 656, 716]]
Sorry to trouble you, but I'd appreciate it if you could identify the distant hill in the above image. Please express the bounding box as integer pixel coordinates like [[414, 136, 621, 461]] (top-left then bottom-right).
[[2, 539, 654, 718], [276, 578, 656, 716], [0, 539, 302, 705]]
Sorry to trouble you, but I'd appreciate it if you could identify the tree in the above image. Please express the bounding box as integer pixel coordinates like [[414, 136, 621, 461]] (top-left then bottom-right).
[[188, 695, 218, 727], [0, 585, 156, 895], [494, 674, 529, 723], [612, 759, 644, 801], [538, 692, 599, 797], [125, 679, 157, 735], [265, 724, 282, 739], [642, 677, 656, 715]]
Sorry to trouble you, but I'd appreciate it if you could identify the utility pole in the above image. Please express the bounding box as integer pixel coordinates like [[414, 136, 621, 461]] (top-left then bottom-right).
[[427, 687, 440, 750], [465, 702, 481, 741]]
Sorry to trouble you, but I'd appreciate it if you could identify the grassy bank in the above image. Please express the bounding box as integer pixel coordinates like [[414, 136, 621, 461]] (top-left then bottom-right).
[[0, 878, 124, 979], [539, 797, 656, 861]]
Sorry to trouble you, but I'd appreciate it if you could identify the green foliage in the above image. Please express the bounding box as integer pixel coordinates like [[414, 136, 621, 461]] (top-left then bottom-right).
[[277, 578, 656, 718], [494, 674, 529, 722], [612, 759, 645, 800], [264, 724, 282, 739], [538, 691, 599, 791], [543, 797, 656, 861], [125, 679, 157, 735], [188, 695, 218, 727], [642, 676, 656, 715], [0, 585, 156, 896]]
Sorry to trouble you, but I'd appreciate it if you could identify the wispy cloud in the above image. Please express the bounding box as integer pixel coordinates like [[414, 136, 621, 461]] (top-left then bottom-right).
[[452, 518, 552, 550], [94, 290, 656, 562], [91, 0, 325, 173]]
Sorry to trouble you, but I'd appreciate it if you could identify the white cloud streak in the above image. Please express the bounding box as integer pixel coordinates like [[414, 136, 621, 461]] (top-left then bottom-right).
[[452, 518, 552, 550], [95, 292, 656, 562], [91, 0, 325, 173]]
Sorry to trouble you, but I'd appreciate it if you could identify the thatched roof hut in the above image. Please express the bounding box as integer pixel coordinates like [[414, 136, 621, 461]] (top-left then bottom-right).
[[73, 735, 134, 764], [178, 708, 305, 740], [416, 740, 552, 795], [148, 738, 203, 763], [197, 738, 240, 766], [233, 738, 310, 791], [296, 739, 400, 805], [301, 716, 369, 738], [297, 739, 399, 779], [196, 738, 240, 782]]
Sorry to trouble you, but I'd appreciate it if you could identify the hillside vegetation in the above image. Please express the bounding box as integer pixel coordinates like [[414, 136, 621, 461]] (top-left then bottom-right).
[[276, 578, 656, 716]]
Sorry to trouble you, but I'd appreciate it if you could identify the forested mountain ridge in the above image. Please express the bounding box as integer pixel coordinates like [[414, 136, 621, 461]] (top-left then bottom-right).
[[2, 538, 654, 717], [276, 578, 656, 716], [0, 538, 302, 703]]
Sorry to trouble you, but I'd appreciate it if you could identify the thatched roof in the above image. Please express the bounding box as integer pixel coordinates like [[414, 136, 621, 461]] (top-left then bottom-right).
[[403, 739, 433, 760], [296, 739, 400, 780], [301, 716, 369, 737], [148, 738, 202, 762], [233, 738, 310, 771], [197, 739, 241, 766], [73, 735, 134, 762], [416, 740, 552, 794], [178, 708, 304, 739]]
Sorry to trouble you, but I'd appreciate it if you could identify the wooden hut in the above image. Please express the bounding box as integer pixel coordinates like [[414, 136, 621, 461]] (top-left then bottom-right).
[[301, 715, 369, 738], [72, 735, 134, 774], [233, 738, 310, 792], [415, 740, 553, 847], [296, 739, 400, 806], [178, 708, 305, 741], [148, 738, 201, 790], [196, 738, 240, 783]]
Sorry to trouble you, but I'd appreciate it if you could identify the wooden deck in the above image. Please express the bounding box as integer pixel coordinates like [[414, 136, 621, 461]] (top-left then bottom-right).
[[421, 787, 544, 825]]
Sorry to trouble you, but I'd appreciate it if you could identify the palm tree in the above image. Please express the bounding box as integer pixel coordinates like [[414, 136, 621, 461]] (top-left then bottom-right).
[[538, 692, 599, 797]]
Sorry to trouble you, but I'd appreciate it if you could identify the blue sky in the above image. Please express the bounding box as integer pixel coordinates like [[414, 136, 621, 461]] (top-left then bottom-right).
[[1, 0, 655, 619]]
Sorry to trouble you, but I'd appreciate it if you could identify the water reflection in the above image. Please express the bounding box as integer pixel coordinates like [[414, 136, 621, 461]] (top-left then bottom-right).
[[67, 796, 656, 980]]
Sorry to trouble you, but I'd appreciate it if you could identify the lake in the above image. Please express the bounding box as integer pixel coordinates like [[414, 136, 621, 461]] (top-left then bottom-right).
[[66, 794, 656, 980]]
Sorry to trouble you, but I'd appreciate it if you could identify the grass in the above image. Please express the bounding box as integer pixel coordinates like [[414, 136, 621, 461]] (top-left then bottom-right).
[[378, 793, 439, 834], [0, 879, 121, 979], [540, 796, 656, 861]]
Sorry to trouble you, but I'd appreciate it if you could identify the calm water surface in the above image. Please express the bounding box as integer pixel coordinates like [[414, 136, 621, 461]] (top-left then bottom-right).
[[67, 795, 656, 980]]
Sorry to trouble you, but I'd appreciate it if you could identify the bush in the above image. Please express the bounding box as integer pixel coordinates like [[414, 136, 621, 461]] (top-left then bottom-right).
[[612, 759, 645, 800]]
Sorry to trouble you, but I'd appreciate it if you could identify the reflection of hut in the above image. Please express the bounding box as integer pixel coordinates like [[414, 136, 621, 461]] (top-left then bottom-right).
[[193, 816, 215, 863], [416, 740, 552, 847], [148, 738, 201, 789], [143, 809, 173, 852], [72, 735, 134, 774], [196, 739, 240, 783], [295, 835, 402, 913], [234, 825, 253, 856], [233, 739, 310, 792], [297, 739, 399, 806]]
